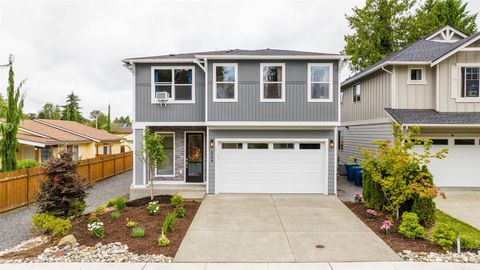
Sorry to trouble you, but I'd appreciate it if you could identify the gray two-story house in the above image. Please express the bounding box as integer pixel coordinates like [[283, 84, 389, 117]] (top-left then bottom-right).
[[340, 26, 480, 187], [122, 49, 347, 197]]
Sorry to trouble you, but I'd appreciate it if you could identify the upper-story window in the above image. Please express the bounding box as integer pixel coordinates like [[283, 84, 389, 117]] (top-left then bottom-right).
[[407, 67, 426, 84], [213, 63, 238, 102], [461, 67, 480, 98], [353, 83, 361, 103], [152, 66, 195, 103], [308, 63, 333, 102], [260, 63, 285, 102]]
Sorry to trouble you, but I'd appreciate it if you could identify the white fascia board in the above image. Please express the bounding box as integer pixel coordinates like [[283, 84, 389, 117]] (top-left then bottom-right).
[[426, 26, 468, 41], [18, 139, 45, 148], [403, 123, 480, 127], [122, 58, 197, 64], [195, 55, 349, 60], [133, 122, 206, 129], [207, 121, 340, 127], [431, 34, 480, 66]]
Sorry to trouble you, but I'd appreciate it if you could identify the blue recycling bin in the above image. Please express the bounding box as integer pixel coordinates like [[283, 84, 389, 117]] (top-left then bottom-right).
[[352, 167, 363, 187], [346, 164, 359, 182]]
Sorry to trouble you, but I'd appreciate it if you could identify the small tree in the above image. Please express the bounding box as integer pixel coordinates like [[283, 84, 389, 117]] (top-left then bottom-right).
[[36, 150, 87, 218], [62, 91, 82, 122], [137, 128, 167, 200]]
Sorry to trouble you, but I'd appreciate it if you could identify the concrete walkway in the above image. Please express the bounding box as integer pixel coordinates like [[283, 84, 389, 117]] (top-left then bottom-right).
[[1, 262, 480, 270], [436, 187, 480, 229], [175, 194, 400, 263], [0, 171, 132, 251]]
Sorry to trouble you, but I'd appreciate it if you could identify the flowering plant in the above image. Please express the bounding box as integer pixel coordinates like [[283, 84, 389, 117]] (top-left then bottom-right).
[[354, 193, 363, 204], [147, 201, 160, 215], [366, 209, 378, 219], [87, 221, 104, 238], [381, 220, 393, 235]]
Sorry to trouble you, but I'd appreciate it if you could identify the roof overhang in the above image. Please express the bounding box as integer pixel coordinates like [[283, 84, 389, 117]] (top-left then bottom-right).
[[17, 139, 45, 148], [194, 54, 349, 60], [431, 34, 480, 66], [402, 123, 480, 128], [122, 58, 197, 64]]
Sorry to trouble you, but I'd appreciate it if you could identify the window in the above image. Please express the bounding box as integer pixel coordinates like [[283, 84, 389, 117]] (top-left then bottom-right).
[[431, 139, 449, 145], [66, 145, 79, 160], [102, 145, 111, 155], [353, 84, 361, 103], [461, 67, 480, 98], [152, 67, 194, 103], [40, 148, 53, 162], [299, 143, 321, 149], [213, 63, 238, 102], [222, 143, 243, 149], [260, 63, 285, 102], [455, 139, 475, 145], [156, 132, 175, 176], [410, 69, 422, 81], [308, 63, 333, 102], [273, 143, 294, 149], [120, 145, 125, 153], [248, 143, 269, 149]]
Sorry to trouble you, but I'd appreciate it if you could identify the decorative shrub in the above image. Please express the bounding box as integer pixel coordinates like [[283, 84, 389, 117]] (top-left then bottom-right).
[[433, 223, 458, 251], [36, 150, 87, 218], [171, 194, 184, 208], [110, 210, 121, 220], [87, 221, 104, 238], [354, 193, 363, 204], [147, 201, 160, 215], [162, 212, 176, 233], [88, 213, 100, 224], [126, 219, 137, 228], [106, 199, 116, 207], [411, 197, 436, 226], [362, 164, 387, 210], [158, 232, 170, 247], [366, 209, 378, 219], [175, 205, 185, 218], [94, 205, 106, 216], [112, 197, 127, 212], [381, 220, 393, 235], [131, 227, 145, 238], [17, 159, 40, 169], [32, 213, 71, 236], [398, 212, 424, 239]]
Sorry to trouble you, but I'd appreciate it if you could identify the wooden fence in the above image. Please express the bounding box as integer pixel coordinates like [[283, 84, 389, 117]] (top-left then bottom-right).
[[0, 151, 133, 214]]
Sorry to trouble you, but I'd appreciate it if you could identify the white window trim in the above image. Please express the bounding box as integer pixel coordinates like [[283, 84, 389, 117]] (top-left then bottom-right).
[[213, 63, 238, 102], [154, 131, 175, 178], [407, 67, 427, 85], [151, 66, 195, 104], [260, 63, 286, 102], [352, 83, 361, 103], [307, 63, 333, 102], [456, 63, 480, 102]]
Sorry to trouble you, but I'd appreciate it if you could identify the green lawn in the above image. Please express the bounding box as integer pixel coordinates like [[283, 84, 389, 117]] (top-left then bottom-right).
[[433, 210, 480, 250]]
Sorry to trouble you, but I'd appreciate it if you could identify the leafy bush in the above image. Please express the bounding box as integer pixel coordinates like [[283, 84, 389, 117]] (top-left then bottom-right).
[[94, 205, 106, 215], [32, 213, 71, 236], [112, 197, 127, 212], [411, 197, 436, 226], [435, 210, 480, 250], [460, 235, 479, 250], [106, 199, 116, 207], [158, 232, 170, 247], [362, 168, 386, 210], [87, 221, 104, 238], [131, 227, 145, 238], [432, 223, 458, 251], [171, 194, 184, 208], [36, 150, 87, 218], [17, 159, 40, 169], [162, 212, 176, 233], [126, 219, 137, 228], [110, 211, 121, 220], [399, 212, 424, 239], [175, 206, 185, 218], [147, 201, 160, 215]]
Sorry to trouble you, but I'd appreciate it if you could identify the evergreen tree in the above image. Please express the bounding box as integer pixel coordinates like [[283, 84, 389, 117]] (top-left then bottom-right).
[[62, 92, 82, 122], [106, 104, 111, 132], [38, 103, 62, 120], [343, 0, 415, 71], [0, 60, 25, 172]]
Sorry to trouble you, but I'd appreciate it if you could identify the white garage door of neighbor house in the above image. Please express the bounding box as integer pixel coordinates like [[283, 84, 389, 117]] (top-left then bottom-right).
[[215, 140, 328, 194], [415, 138, 480, 187]]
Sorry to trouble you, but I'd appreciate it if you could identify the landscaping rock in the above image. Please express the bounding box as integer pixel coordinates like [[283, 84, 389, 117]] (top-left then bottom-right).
[[398, 250, 480, 263], [58, 235, 77, 247]]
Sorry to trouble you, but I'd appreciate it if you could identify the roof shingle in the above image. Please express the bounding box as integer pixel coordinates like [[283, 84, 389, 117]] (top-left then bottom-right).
[[385, 108, 480, 125]]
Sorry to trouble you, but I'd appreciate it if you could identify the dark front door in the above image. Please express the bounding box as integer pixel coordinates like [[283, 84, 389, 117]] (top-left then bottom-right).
[[186, 133, 204, 183]]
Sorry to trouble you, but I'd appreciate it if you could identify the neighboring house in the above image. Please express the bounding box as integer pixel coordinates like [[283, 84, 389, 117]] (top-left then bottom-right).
[[112, 124, 133, 152], [339, 25, 480, 187], [15, 119, 123, 162], [123, 49, 347, 196]]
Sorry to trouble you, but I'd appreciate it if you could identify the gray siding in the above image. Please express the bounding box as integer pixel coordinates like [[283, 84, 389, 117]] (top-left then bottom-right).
[[134, 129, 145, 185], [338, 123, 393, 164], [395, 65, 436, 110], [208, 129, 335, 194], [135, 63, 205, 122], [207, 60, 339, 122]]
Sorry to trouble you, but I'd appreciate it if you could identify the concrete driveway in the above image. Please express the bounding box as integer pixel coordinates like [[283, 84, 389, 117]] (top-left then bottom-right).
[[175, 194, 400, 263], [436, 187, 480, 229]]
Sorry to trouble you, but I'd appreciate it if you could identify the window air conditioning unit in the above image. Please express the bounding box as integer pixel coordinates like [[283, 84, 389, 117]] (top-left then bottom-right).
[[155, 91, 170, 106]]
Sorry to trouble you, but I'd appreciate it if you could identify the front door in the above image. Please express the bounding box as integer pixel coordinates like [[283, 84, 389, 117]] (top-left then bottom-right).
[[186, 133, 204, 183]]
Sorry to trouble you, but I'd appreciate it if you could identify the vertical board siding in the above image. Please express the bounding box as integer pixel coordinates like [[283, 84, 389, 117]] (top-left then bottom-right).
[[0, 152, 133, 214], [338, 123, 393, 164], [134, 129, 144, 186], [208, 129, 335, 194], [341, 70, 391, 123], [395, 66, 436, 110]]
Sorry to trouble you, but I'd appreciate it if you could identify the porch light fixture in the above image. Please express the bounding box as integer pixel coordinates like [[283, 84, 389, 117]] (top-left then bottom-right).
[[329, 139, 334, 148], [210, 139, 214, 149]]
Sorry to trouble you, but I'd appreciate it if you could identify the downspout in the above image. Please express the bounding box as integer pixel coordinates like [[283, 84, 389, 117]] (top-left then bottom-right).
[[382, 65, 396, 109]]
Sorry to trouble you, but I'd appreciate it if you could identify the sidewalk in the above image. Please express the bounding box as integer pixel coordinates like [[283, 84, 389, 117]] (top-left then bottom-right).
[[1, 262, 480, 270]]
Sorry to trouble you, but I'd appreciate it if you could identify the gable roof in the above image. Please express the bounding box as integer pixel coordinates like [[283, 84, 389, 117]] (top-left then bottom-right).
[[385, 108, 480, 126], [342, 26, 480, 87], [20, 120, 90, 143], [35, 119, 122, 142]]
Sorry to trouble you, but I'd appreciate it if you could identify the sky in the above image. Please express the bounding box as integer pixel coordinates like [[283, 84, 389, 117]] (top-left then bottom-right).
[[1, 0, 480, 119]]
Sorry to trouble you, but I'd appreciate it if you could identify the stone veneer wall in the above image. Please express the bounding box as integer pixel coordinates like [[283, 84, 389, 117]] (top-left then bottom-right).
[[149, 126, 206, 181]]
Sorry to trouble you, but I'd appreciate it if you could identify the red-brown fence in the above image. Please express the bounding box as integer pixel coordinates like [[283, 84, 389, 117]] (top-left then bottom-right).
[[0, 151, 133, 214]]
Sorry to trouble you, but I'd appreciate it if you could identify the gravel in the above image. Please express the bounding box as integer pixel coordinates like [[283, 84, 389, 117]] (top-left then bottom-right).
[[0, 242, 172, 263], [0, 171, 132, 252], [398, 250, 480, 263]]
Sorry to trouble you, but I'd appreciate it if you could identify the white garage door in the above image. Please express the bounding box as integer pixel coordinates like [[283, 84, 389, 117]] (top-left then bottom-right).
[[215, 140, 328, 194], [416, 138, 480, 187]]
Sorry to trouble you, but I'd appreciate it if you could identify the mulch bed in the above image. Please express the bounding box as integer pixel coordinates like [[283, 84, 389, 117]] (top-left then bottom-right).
[[344, 201, 444, 253]]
